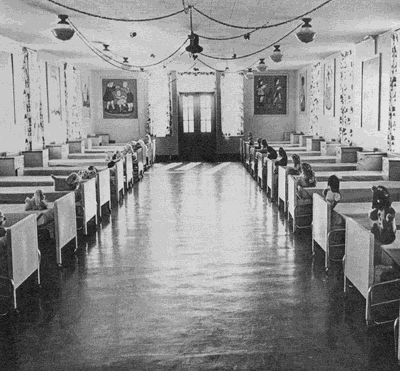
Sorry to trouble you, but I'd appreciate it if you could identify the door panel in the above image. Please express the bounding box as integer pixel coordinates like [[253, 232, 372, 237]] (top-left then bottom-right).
[[179, 93, 216, 162]]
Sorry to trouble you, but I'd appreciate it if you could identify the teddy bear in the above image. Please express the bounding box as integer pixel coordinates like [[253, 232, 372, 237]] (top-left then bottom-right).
[[25, 189, 48, 211], [370, 185, 396, 245]]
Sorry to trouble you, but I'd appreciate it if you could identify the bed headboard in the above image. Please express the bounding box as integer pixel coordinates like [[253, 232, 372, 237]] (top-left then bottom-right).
[[6, 213, 38, 290], [345, 216, 375, 298], [312, 193, 330, 253], [54, 192, 77, 264], [97, 168, 111, 208], [116, 160, 124, 195]]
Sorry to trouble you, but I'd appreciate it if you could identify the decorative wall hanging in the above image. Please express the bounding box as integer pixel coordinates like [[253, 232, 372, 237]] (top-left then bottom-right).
[[299, 70, 307, 114], [102, 78, 138, 119], [309, 62, 322, 135], [339, 49, 354, 145], [81, 70, 91, 120], [23, 47, 45, 150], [46, 62, 62, 122], [361, 54, 382, 131], [221, 73, 244, 136], [69, 67, 83, 139], [388, 32, 400, 152], [148, 70, 170, 136], [254, 75, 287, 115], [324, 59, 335, 116]]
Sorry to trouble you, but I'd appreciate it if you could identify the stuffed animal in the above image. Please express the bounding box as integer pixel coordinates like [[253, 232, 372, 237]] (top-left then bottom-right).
[[78, 166, 98, 180], [25, 189, 48, 211], [370, 185, 396, 244]]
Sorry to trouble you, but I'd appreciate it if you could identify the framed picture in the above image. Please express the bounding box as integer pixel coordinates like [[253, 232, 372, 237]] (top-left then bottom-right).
[[324, 59, 335, 116], [254, 75, 287, 115], [299, 71, 307, 114], [46, 62, 62, 122], [102, 78, 138, 119], [361, 54, 382, 131]]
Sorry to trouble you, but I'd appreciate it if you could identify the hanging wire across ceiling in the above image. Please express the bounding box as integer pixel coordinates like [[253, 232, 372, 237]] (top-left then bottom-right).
[[48, 0, 332, 71]]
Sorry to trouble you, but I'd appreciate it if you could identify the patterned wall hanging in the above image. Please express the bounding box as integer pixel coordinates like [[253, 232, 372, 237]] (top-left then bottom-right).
[[388, 32, 400, 152], [148, 70, 170, 137], [64, 63, 70, 138], [338, 49, 355, 145], [309, 62, 322, 135], [69, 67, 83, 139], [22, 47, 31, 150], [22, 47, 45, 150], [221, 73, 244, 136]]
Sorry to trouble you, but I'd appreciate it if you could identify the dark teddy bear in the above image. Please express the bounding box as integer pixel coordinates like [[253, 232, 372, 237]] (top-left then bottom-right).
[[370, 185, 397, 245]]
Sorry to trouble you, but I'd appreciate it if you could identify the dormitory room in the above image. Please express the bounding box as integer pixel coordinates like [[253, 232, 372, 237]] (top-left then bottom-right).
[[3, 0, 400, 370]]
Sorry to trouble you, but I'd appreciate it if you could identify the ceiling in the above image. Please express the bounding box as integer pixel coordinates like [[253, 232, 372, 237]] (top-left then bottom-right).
[[1, 0, 400, 72]]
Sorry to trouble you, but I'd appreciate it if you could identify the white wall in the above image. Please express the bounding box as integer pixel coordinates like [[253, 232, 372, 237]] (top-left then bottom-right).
[[295, 31, 393, 151], [91, 70, 148, 143]]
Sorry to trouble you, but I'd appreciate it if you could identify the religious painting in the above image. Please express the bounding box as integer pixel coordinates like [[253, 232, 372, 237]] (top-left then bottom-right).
[[299, 71, 306, 114], [46, 63, 62, 122], [254, 75, 287, 115], [102, 78, 138, 119], [361, 54, 382, 131], [324, 59, 335, 116]]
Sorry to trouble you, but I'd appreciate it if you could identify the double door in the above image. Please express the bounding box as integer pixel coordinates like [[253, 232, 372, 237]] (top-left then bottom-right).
[[178, 93, 216, 162]]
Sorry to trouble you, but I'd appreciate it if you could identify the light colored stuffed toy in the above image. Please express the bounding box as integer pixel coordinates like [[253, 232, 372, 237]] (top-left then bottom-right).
[[25, 189, 48, 211]]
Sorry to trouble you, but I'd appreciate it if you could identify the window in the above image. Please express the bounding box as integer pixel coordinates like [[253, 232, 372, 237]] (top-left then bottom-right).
[[200, 95, 212, 133], [182, 95, 194, 133]]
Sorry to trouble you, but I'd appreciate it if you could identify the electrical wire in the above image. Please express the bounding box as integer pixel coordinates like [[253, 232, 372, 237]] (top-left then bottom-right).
[[69, 20, 189, 68], [200, 23, 301, 60], [192, 0, 331, 30], [47, 0, 186, 22]]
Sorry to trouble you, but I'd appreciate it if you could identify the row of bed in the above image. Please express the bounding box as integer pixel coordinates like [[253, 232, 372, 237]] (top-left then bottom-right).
[[241, 133, 400, 362], [0, 136, 155, 316]]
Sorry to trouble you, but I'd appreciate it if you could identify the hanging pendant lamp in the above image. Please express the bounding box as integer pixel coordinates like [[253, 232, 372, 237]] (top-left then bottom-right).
[[245, 68, 254, 79], [296, 18, 316, 43], [270, 45, 283, 63], [256, 58, 267, 72], [52, 15, 75, 41]]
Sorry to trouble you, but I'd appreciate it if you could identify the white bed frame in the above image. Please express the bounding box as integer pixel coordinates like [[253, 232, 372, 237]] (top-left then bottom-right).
[[344, 217, 400, 326], [125, 153, 133, 189], [0, 183, 96, 237], [0, 195, 77, 265], [0, 213, 40, 313], [266, 159, 278, 199]]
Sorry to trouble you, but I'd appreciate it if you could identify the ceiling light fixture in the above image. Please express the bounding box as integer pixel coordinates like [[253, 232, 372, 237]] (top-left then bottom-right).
[[103, 44, 110, 52], [245, 68, 254, 80], [52, 15, 75, 41], [296, 18, 316, 44], [270, 45, 283, 63], [256, 58, 267, 72], [123, 57, 129, 63], [185, 32, 203, 55]]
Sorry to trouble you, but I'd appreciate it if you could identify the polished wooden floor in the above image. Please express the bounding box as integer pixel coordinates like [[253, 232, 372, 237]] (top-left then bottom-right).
[[0, 162, 399, 370]]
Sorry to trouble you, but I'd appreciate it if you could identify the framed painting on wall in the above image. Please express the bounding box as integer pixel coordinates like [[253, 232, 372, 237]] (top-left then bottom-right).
[[299, 71, 306, 114], [46, 62, 62, 122], [102, 78, 138, 119], [254, 75, 287, 115], [361, 54, 382, 131], [324, 59, 335, 116]]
